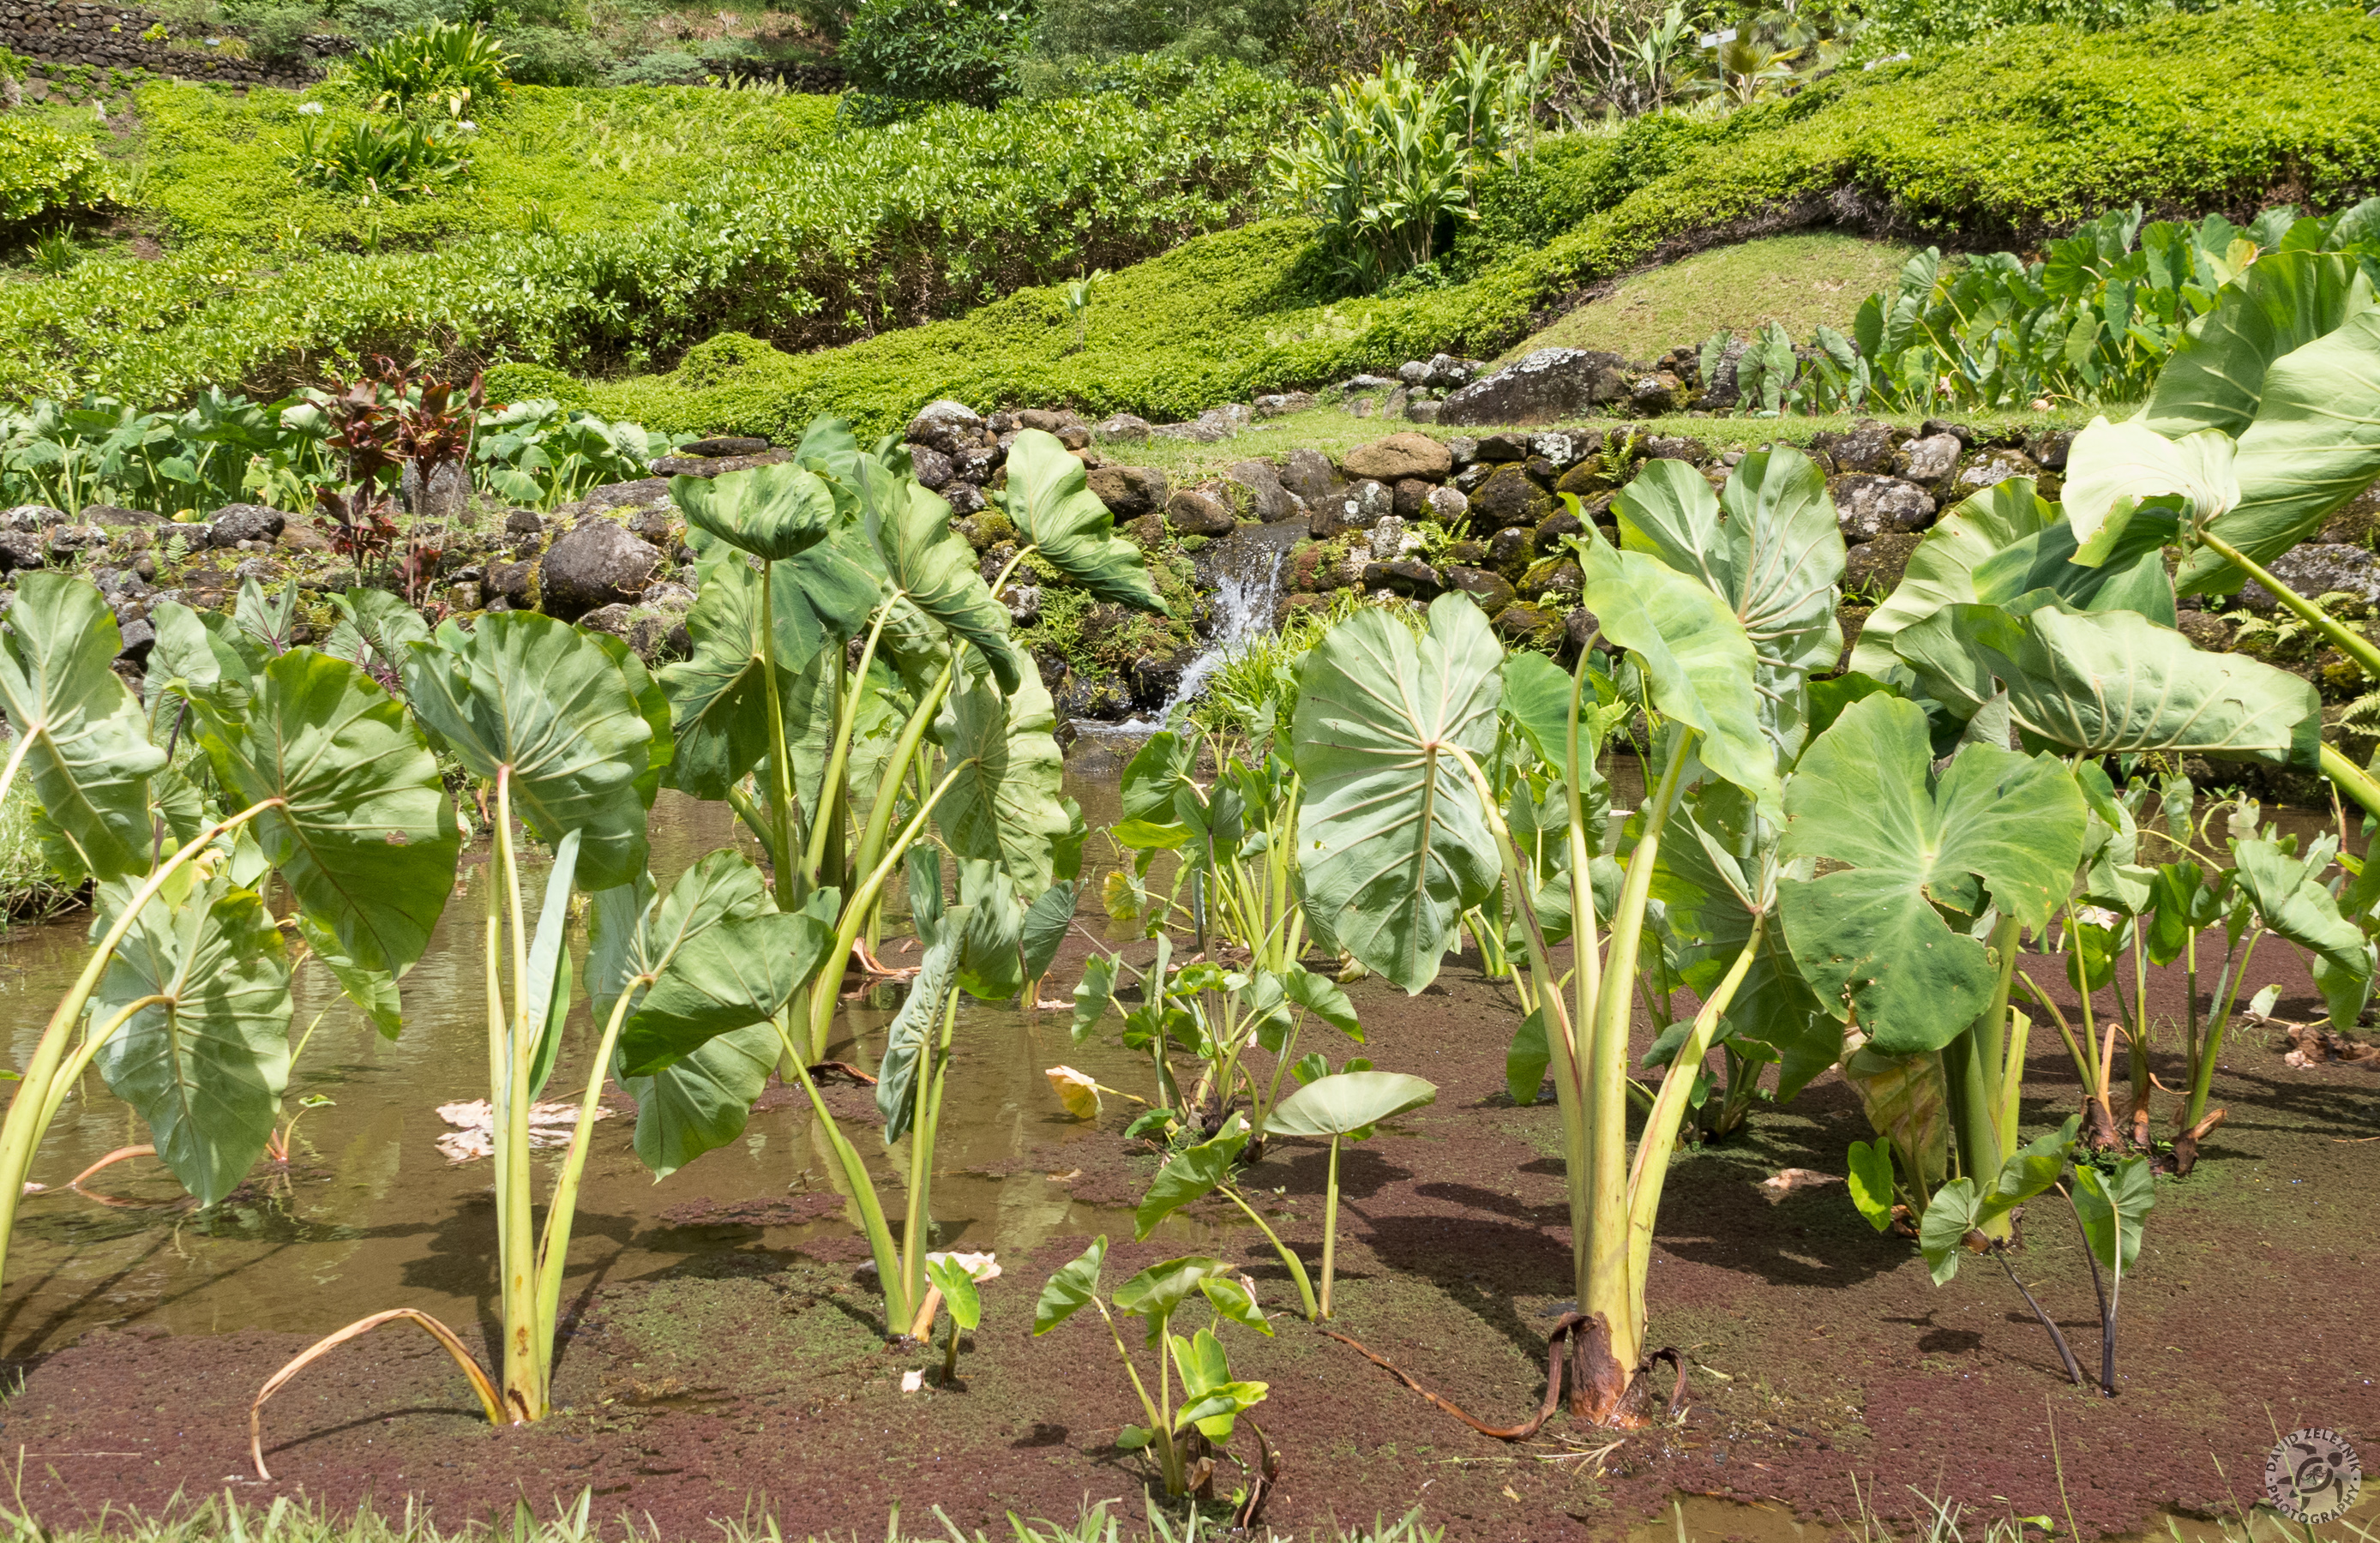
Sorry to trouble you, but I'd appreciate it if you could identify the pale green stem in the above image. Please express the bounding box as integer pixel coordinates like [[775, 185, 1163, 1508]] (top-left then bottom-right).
[[1319, 1134, 1340, 1319], [2185, 929, 2261, 1131], [1092, 1298, 1181, 1494], [756, 558, 799, 911], [774, 1018, 911, 1331], [848, 658, 956, 905], [804, 603, 893, 891], [806, 759, 971, 1061], [1623, 921, 1762, 1294], [2016, 968, 2096, 1100], [494, 771, 543, 1420], [899, 985, 960, 1328], [0, 796, 279, 1293], [530, 978, 643, 1372], [36, 994, 172, 1134], [1216, 1183, 1317, 1321]]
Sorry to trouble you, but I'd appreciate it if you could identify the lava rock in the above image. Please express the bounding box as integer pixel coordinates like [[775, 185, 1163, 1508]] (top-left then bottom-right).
[[1342, 432, 1455, 484], [1494, 601, 1563, 649], [1813, 421, 1902, 475], [944, 483, 988, 517], [1518, 555, 1583, 601], [1404, 399, 1443, 425], [1087, 465, 1169, 519], [1901, 433, 1964, 484], [1955, 449, 2040, 494], [1844, 531, 1924, 599], [651, 447, 792, 479], [81, 504, 164, 528], [1363, 558, 1443, 597], [46, 525, 108, 558], [1475, 433, 1531, 464], [1422, 485, 1470, 525], [1487, 527, 1535, 579], [1439, 348, 1632, 427], [1313, 479, 1394, 537], [2027, 429, 2077, 471], [905, 400, 987, 456], [1831, 475, 1938, 543], [1, 506, 58, 532], [538, 519, 664, 621], [208, 505, 288, 546], [1469, 465, 1554, 531], [1640, 435, 1711, 466], [1093, 413, 1152, 446], [1253, 393, 1315, 418], [2176, 611, 2236, 651], [505, 509, 545, 542], [910, 446, 956, 489], [682, 435, 771, 457], [1920, 419, 1977, 449], [1442, 565, 1515, 615], [0, 531, 45, 572], [2237, 543, 2380, 612], [1220, 459, 1295, 523], [116, 616, 156, 664], [1628, 371, 1690, 416], [1167, 489, 1237, 537], [1533, 511, 1585, 552], [1280, 447, 1337, 506]]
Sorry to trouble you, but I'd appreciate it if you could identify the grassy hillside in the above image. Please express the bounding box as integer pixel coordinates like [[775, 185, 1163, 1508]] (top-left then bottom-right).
[[583, 8, 2380, 439], [1495, 234, 1917, 364]]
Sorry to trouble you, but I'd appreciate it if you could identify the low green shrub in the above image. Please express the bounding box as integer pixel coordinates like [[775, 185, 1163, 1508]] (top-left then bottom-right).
[[0, 63, 1301, 401], [0, 117, 118, 229], [343, 20, 514, 115], [580, 9, 2380, 438], [838, 0, 1031, 110], [287, 114, 476, 201]]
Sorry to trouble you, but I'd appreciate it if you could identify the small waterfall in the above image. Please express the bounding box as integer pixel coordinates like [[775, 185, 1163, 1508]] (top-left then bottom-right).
[[1085, 521, 1300, 739]]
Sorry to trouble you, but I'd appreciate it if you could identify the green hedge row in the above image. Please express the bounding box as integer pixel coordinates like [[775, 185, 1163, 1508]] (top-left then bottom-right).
[[0, 63, 1302, 404], [581, 8, 2380, 440], [0, 117, 118, 229]]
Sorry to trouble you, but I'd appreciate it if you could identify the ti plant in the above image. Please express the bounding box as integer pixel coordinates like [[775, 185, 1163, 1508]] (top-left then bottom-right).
[[1875, 1114, 2156, 1398], [644, 417, 1166, 1340], [1033, 1239, 1273, 1503]]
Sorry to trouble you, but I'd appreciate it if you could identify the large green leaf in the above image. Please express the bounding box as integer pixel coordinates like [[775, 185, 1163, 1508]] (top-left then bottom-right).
[[1290, 594, 1502, 994], [1574, 538, 1779, 814], [933, 645, 1071, 893], [1617, 448, 1844, 760], [877, 930, 958, 1142], [1002, 429, 1168, 613], [671, 461, 839, 561], [1895, 601, 2320, 767], [198, 649, 458, 978], [402, 612, 657, 892], [616, 908, 833, 1075], [1850, 480, 2173, 675], [620, 1023, 779, 1180], [1841, 1038, 1950, 1195], [0, 573, 167, 883], [91, 874, 291, 1206], [657, 554, 789, 801], [322, 587, 430, 688], [2061, 418, 2239, 567], [2138, 250, 2374, 438], [1263, 1070, 1435, 1138], [1032, 1235, 1107, 1335], [857, 454, 1019, 692], [2231, 836, 2374, 1031], [1135, 1119, 1248, 1238], [2181, 309, 2380, 592], [2072, 1154, 2155, 1273], [1776, 694, 2085, 1053]]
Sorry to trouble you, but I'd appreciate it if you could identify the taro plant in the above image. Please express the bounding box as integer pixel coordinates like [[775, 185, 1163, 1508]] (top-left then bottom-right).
[[1032, 1239, 1274, 1502], [0, 573, 460, 1298], [1260, 1069, 1436, 1318]]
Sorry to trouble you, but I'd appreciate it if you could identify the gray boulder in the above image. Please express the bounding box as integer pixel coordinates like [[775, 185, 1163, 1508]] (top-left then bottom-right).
[[1221, 459, 1295, 522], [1813, 421, 1901, 475], [1253, 393, 1315, 418], [1469, 465, 1554, 531], [81, 504, 164, 528], [650, 447, 791, 479], [2, 506, 59, 532], [1087, 465, 1170, 519], [2237, 543, 2380, 611], [1342, 432, 1455, 484], [1093, 413, 1152, 446], [909, 446, 955, 489], [1280, 447, 1337, 506], [1438, 348, 1632, 428], [208, 505, 289, 546], [1313, 479, 1394, 537], [401, 459, 471, 520], [46, 525, 108, 558], [1845, 531, 1924, 599], [1955, 450, 2040, 494], [1831, 476, 1938, 543], [0, 531, 43, 572], [539, 518, 664, 621], [905, 400, 985, 456], [1167, 489, 1236, 537], [1901, 433, 1963, 484]]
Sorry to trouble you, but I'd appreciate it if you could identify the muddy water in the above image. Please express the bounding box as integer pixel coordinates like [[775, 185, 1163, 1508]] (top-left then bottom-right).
[[0, 773, 1185, 1359]]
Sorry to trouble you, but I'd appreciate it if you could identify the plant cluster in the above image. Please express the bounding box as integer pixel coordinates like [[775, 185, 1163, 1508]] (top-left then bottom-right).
[[0, 116, 119, 231], [1712, 200, 2380, 417]]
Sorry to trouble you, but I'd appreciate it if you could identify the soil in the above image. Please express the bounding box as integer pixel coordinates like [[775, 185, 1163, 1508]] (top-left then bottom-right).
[[2, 931, 2375, 1541]]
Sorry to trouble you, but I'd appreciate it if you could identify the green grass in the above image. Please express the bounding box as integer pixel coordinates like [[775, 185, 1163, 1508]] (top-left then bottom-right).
[[575, 7, 2380, 441], [0, 771, 77, 925], [0, 1492, 1444, 1543], [1494, 233, 1919, 365]]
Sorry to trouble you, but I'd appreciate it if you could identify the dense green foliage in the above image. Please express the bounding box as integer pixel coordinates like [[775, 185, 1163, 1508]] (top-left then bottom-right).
[[0, 117, 118, 229], [0, 65, 1299, 403], [839, 0, 1031, 111], [587, 8, 2380, 438]]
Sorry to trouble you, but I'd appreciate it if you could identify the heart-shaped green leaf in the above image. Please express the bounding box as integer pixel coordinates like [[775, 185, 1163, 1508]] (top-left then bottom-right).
[[2231, 836, 2374, 1032], [1777, 694, 2085, 1053], [402, 612, 658, 892], [616, 908, 833, 1075], [1135, 1119, 1248, 1239], [1263, 1069, 1435, 1138], [878, 929, 958, 1142], [198, 648, 459, 978], [2138, 249, 2373, 439], [933, 645, 1072, 893], [671, 461, 838, 561], [2072, 1154, 2155, 1273], [1291, 594, 1503, 994], [0, 573, 168, 883], [1032, 1235, 1106, 1335], [91, 874, 291, 1206], [1002, 429, 1168, 613], [857, 454, 1019, 692], [619, 1022, 779, 1180]]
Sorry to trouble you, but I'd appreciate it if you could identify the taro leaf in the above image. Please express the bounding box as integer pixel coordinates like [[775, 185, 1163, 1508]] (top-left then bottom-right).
[[1506, 1007, 1548, 1106], [297, 914, 401, 1038], [1199, 1274, 1271, 1336], [323, 587, 430, 690], [1499, 651, 1578, 778], [670, 461, 838, 561], [201, 649, 459, 978], [0, 573, 168, 883], [1071, 952, 1118, 1042], [2230, 836, 2375, 1030], [2072, 1154, 2154, 1273], [402, 612, 657, 892], [654, 555, 790, 801], [858, 454, 1018, 692], [1134, 1118, 1249, 1239], [2146, 862, 2227, 968], [1980, 1114, 2081, 1227], [1283, 964, 1361, 1040], [232, 579, 298, 656], [1021, 880, 1078, 982], [1846, 1138, 1895, 1232], [1806, 671, 1902, 741], [1121, 729, 1195, 826], [1842, 1039, 1950, 1196], [1032, 1235, 1107, 1335], [925, 1256, 984, 1332], [878, 930, 959, 1142], [620, 1022, 778, 1180], [1616, 447, 1845, 761], [616, 910, 832, 1075], [586, 628, 675, 812], [1573, 539, 1779, 814], [955, 860, 1025, 1001], [2059, 419, 2239, 567], [1849, 479, 2173, 676], [1170, 1328, 1265, 1438], [1291, 594, 1502, 994], [1002, 429, 1168, 613], [934, 646, 1072, 892], [1917, 1177, 1984, 1286], [519, 828, 581, 1102], [1113, 1254, 1230, 1338], [1264, 1070, 1435, 1140], [90, 875, 291, 1207], [1777, 695, 2084, 1054], [2137, 250, 2373, 439], [794, 414, 862, 485], [2182, 308, 2380, 593], [1895, 601, 2320, 767]]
